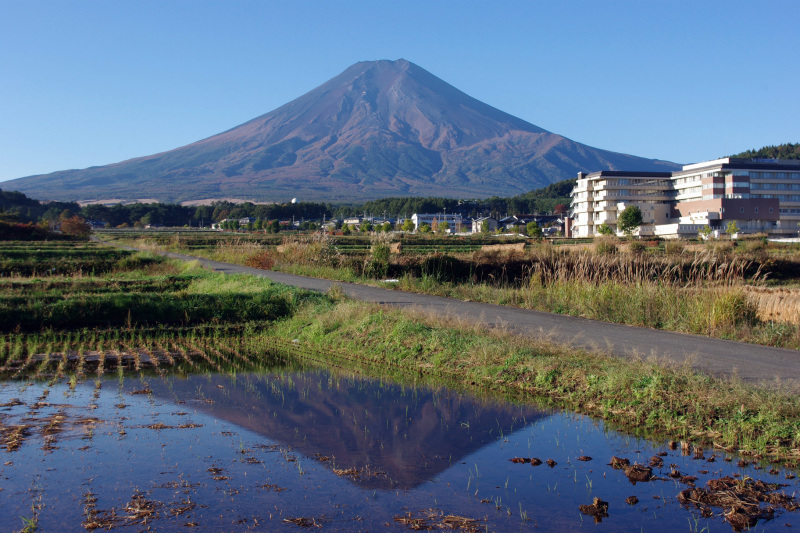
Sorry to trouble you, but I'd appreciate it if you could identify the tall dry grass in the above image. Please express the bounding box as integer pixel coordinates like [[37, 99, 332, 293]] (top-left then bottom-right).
[[744, 287, 800, 325], [524, 245, 764, 288]]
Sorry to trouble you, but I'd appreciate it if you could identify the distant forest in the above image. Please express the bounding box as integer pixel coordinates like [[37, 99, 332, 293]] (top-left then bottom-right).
[[333, 179, 573, 219], [730, 143, 800, 160], [0, 178, 574, 228]]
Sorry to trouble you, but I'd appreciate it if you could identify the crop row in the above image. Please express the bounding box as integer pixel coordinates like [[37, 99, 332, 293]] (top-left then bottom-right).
[[0, 276, 194, 296], [0, 325, 300, 380], [0, 284, 307, 331]]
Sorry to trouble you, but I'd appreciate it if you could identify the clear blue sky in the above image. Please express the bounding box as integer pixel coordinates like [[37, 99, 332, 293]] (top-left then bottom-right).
[[1, 0, 798, 184]]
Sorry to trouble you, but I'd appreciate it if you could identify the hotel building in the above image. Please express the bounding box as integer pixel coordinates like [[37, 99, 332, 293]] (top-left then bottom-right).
[[570, 158, 800, 238]]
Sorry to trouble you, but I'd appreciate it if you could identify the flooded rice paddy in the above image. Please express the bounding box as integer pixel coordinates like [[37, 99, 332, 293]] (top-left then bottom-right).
[[1, 357, 799, 532]]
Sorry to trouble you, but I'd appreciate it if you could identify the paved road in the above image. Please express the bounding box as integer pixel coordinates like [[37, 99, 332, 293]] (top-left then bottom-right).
[[152, 250, 800, 388]]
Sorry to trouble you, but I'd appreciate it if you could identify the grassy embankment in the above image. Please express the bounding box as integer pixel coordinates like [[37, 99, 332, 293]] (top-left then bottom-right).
[[105, 231, 800, 350], [2, 239, 800, 462], [266, 293, 800, 463]]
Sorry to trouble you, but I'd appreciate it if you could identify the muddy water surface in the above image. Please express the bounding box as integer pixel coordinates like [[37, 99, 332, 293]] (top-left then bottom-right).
[[0, 363, 798, 531]]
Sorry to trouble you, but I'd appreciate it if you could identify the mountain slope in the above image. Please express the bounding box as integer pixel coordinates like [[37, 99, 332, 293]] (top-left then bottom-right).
[[5, 59, 679, 203]]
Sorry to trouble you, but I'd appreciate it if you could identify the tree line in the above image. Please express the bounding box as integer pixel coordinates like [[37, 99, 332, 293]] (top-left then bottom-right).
[[730, 142, 800, 160], [0, 178, 574, 230]]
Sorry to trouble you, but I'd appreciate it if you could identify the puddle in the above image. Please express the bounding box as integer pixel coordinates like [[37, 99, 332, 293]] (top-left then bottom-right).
[[0, 362, 798, 531]]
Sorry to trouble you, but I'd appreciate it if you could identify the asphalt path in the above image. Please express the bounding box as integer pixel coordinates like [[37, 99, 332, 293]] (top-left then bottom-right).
[[149, 250, 800, 388]]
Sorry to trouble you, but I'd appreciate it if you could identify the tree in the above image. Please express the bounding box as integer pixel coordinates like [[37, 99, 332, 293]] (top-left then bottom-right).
[[597, 223, 614, 236], [481, 219, 491, 233], [381, 221, 392, 232], [60, 215, 91, 237], [437, 221, 450, 235], [401, 219, 415, 232], [617, 206, 643, 236], [342, 223, 351, 235], [419, 223, 432, 234], [698, 225, 713, 240], [526, 221, 543, 239], [554, 204, 568, 215], [361, 222, 373, 233], [725, 221, 740, 235]]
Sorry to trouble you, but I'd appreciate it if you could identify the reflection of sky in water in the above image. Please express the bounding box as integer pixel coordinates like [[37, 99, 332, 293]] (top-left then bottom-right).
[[0, 370, 798, 532]]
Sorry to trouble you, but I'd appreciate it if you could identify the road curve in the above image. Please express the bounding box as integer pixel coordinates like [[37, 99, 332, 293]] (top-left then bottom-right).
[[150, 250, 800, 389]]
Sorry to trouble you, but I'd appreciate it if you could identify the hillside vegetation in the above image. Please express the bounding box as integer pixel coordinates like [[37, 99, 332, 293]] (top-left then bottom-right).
[[730, 143, 800, 160]]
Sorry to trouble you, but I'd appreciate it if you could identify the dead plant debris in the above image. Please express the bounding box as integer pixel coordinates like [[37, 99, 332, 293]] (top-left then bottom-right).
[[678, 475, 799, 531], [332, 464, 386, 480], [609, 456, 630, 469], [623, 464, 654, 483], [393, 508, 485, 531], [579, 497, 609, 523], [283, 516, 323, 528]]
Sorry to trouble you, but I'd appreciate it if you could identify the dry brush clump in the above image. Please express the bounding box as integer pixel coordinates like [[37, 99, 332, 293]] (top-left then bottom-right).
[[243, 234, 368, 280], [213, 237, 264, 262], [744, 286, 800, 325]]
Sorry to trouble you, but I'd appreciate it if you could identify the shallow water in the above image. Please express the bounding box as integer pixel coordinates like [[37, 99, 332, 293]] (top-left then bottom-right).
[[0, 362, 798, 531]]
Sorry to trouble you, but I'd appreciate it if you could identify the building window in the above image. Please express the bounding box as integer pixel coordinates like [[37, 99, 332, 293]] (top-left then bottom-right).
[[755, 207, 759, 214], [769, 208, 774, 213], [740, 207, 745, 213]]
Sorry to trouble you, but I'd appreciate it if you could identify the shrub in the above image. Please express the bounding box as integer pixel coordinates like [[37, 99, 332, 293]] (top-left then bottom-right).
[[664, 240, 685, 255], [364, 237, 391, 279], [421, 253, 467, 282], [245, 251, 276, 270], [594, 238, 618, 256], [597, 223, 614, 236], [628, 241, 646, 254]]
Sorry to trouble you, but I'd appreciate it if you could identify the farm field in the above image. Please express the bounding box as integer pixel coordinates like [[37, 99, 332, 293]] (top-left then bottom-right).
[[3, 239, 800, 531], [102, 229, 800, 350]]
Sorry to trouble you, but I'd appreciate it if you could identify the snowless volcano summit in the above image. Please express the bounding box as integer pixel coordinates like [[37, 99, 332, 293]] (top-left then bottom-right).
[[6, 59, 678, 203]]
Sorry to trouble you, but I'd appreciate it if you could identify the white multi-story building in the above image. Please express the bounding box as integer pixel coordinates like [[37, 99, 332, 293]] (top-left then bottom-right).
[[411, 213, 464, 232], [570, 158, 800, 238], [570, 171, 674, 237]]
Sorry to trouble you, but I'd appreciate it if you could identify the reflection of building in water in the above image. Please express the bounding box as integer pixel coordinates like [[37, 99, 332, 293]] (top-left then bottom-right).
[[148, 370, 549, 490]]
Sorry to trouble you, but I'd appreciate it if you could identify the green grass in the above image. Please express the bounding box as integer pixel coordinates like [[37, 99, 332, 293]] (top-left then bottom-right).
[[265, 295, 800, 462], [0, 241, 136, 276], [0, 247, 325, 332]]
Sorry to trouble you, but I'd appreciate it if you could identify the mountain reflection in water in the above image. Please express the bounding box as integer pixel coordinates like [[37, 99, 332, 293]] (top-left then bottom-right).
[[147, 367, 549, 490]]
